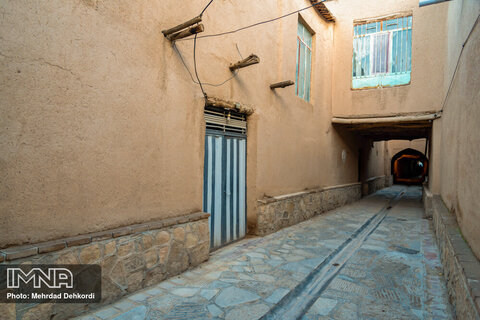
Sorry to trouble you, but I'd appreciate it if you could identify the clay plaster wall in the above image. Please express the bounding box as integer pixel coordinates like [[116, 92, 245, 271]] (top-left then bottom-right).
[[0, 0, 361, 247], [428, 119, 443, 194], [387, 139, 427, 158], [1, 0, 207, 247], [431, 0, 480, 258], [353, 141, 386, 181], [362, 141, 388, 181], [327, 0, 449, 117]]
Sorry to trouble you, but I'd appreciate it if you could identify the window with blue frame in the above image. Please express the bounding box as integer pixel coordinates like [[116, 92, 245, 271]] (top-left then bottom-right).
[[419, 0, 450, 7], [296, 21, 312, 101], [352, 16, 413, 89]]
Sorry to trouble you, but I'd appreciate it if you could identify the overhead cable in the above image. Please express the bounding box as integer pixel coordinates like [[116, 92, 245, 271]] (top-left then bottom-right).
[[178, 1, 327, 41]]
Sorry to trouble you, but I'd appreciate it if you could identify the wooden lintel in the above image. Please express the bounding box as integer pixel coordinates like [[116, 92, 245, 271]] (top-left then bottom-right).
[[167, 24, 204, 41], [229, 54, 260, 71], [270, 80, 294, 89], [331, 112, 441, 125], [206, 96, 255, 115], [162, 16, 202, 37], [310, 1, 336, 22]]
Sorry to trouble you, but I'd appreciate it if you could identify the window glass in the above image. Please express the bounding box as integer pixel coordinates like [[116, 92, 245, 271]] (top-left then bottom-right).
[[419, 0, 448, 7], [296, 21, 313, 101], [352, 15, 413, 89]]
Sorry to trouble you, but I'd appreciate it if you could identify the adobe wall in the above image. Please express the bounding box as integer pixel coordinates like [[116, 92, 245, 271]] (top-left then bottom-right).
[[327, 0, 449, 117], [0, 0, 360, 247], [432, 0, 480, 259], [387, 139, 427, 157]]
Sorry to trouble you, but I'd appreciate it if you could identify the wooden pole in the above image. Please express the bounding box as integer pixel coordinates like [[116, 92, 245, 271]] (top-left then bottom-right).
[[270, 80, 295, 89], [167, 24, 204, 41], [229, 54, 260, 71], [162, 16, 202, 37]]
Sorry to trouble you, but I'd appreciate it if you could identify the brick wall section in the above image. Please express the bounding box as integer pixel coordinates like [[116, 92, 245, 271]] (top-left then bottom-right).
[[423, 186, 480, 319], [254, 183, 361, 236], [0, 212, 210, 320]]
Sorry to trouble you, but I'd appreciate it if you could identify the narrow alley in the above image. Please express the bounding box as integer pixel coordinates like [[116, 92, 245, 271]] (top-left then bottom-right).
[[77, 186, 453, 320], [2, 0, 479, 319]]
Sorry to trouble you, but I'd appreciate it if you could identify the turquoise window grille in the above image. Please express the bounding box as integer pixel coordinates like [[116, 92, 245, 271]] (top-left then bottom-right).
[[352, 16, 413, 89], [296, 22, 312, 101]]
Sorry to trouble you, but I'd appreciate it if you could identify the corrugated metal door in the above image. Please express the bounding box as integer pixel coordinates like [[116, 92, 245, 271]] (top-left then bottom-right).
[[203, 108, 247, 250]]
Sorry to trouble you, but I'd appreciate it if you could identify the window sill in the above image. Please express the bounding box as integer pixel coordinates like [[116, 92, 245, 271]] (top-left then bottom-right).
[[352, 72, 411, 89], [419, 0, 451, 7]]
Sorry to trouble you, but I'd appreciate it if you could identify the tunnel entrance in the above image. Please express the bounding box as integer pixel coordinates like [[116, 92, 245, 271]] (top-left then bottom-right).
[[391, 148, 428, 184], [331, 112, 435, 186]]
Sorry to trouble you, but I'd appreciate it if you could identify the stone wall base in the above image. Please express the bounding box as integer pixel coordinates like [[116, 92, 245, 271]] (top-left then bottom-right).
[[385, 175, 393, 187], [362, 175, 387, 196], [1, 213, 210, 320], [422, 183, 433, 218], [254, 182, 361, 236], [423, 185, 480, 319]]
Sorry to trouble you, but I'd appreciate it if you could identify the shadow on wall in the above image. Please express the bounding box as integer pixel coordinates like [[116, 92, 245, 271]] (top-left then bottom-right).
[[391, 148, 428, 185]]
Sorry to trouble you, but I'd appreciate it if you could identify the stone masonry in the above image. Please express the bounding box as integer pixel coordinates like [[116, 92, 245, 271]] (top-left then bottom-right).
[[362, 175, 389, 196], [423, 186, 480, 320], [254, 183, 361, 236], [0, 212, 210, 320]]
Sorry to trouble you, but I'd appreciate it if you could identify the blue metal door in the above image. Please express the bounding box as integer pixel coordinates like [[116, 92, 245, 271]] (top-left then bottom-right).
[[203, 111, 247, 250]]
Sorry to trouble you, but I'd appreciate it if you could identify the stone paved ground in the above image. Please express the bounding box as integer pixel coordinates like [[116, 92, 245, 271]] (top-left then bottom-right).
[[76, 186, 453, 320]]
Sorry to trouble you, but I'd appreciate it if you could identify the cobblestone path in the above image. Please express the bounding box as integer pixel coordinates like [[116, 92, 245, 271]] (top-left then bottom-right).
[[76, 186, 453, 320]]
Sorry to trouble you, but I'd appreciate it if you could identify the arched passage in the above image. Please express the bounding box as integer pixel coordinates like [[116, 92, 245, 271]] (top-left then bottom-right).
[[391, 148, 428, 184]]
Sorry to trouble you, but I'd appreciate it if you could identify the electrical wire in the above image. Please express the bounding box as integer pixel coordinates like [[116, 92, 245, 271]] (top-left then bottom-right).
[[200, 0, 214, 17], [178, 1, 326, 41], [235, 43, 243, 60], [173, 42, 241, 87], [183, 0, 326, 100], [193, 33, 207, 99], [193, 0, 216, 101], [441, 13, 480, 112]]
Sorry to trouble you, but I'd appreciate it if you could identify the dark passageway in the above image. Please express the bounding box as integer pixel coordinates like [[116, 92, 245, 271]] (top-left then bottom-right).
[[391, 148, 428, 184]]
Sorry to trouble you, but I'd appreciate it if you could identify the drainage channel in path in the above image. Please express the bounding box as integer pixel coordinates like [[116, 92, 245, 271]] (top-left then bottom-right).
[[261, 188, 406, 320]]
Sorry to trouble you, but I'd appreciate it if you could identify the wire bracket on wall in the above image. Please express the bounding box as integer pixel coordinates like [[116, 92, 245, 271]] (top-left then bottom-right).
[[229, 54, 260, 71], [270, 80, 294, 89], [162, 16, 205, 41]]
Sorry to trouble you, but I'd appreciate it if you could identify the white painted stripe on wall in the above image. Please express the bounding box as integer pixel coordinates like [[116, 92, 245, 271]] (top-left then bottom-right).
[[233, 139, 238, 240], [207, 136, 213, 230], [214, 136, 223, 248], [239, 139, 246, 237], [226, 138, 231, 243]]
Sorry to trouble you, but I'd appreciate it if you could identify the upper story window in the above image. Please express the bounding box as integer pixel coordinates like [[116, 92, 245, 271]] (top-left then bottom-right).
[[296, 21, 313, 101], [352, 15, 413, 89]]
